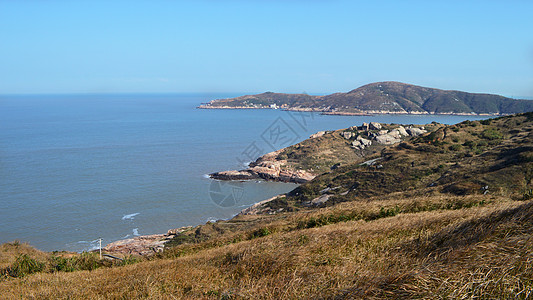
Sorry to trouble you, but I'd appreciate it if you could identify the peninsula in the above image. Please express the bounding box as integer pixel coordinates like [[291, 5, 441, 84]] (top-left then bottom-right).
[[198, 81, 533, 115]]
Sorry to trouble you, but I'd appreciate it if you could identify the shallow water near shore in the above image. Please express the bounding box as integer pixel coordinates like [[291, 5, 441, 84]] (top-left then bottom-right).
[[0, 93, 489, 252]]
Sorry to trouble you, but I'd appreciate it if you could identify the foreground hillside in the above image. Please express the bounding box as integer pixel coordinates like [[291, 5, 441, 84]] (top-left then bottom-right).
[[199, 81, 533, 115], [1, 113, 533, 299], [1, 196, 531, 298]]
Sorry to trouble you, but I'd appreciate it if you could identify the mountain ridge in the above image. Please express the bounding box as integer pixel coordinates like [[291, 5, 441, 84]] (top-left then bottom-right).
[[198, 81, 533, 115]]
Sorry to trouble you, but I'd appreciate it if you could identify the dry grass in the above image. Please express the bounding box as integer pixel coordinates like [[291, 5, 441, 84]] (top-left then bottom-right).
[[0, 241, 48, 270], [1, 196, 531, 299]]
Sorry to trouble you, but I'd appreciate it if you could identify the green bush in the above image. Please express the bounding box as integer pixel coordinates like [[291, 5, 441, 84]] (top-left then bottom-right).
[[523, 189, 533, 200], [121, 255, 140, 266], [449, 144, 462, 151], [463, 140, 476, 148], [481, 129, 503, 140], [251, 228, 271, 238], [5, 254, 45, 277], [377, 206, 401, 218]]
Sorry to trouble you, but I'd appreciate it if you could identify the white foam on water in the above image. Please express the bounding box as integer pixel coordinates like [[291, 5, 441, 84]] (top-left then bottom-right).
[[122, 213, 140, 220], [71, 239, 100, 252], [132, 228, 139, 236], [202, 174, 211, 179]]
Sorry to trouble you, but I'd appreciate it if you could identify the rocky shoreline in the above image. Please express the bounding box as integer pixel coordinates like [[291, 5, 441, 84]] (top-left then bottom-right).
[[101, 227, 193, 256], [198, 104, 504, 117], [102, 121, 431, 256], [209, 149, 315, 184]]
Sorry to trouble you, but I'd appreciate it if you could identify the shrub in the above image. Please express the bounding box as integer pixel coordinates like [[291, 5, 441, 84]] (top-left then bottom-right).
[[523, 189, 533, 200], [481, 129, 503, 140], [50, 256, 75, 272], [449, 144, 462, 151], [251, 228, 271, 238], [5, 254, 45, 277], [463, 140, 476, 148], [121, 255, 140, 266]]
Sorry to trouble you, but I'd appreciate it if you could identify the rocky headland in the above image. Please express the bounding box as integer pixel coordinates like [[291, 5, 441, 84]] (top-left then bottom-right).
[[198, 81, 533, 116], [210, 121, 427, 183]]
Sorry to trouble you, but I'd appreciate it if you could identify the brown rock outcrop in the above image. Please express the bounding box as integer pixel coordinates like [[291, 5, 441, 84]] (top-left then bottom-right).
[[210, 149, 316, 183], [102, 226, 192, 256]]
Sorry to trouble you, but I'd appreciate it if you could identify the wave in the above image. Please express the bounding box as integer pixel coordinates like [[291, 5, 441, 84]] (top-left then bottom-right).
[[70, 239, 101, 252], [122, 213, 140, 220]]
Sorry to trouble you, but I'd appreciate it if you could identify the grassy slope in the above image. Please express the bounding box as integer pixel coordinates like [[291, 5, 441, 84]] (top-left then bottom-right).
[[1, 196, 531, 299], [275, 113, 533, 211], [257, 122, 435, 177], [1, 113, 533, 299]]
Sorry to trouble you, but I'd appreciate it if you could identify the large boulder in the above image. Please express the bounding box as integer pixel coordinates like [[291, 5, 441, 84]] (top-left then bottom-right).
[[397, 126, 408, 136], [352, 137, 372, 149], [352, 140, 362, 149], [341, 131, 354, 140], [388, 129, 402, 139], [375, 134, 401, 145], [370, 122, 382, 130], [359, 137, 372, 146], [406, 127, 427, 136], [310, 131, 326, 139]]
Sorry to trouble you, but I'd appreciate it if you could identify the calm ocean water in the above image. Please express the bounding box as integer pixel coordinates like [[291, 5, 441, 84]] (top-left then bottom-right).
[[0, 94, 488, 252]]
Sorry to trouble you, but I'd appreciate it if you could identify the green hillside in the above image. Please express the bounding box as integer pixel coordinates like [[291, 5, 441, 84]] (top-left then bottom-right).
[[199, 81, 533, 115]]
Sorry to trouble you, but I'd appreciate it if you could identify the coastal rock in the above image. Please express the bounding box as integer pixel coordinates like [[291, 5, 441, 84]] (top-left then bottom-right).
[[352, 137, 372, 149], [167, 226, 193, 235], [406, 127, 427, 136], [370, 122, 382, 130], [210, 170, 255, 180], [397, 126, 408, 136], [103, 234, 170, 256], [211, 149, 316, 184], [388, 129, 402, 139], [341, 131, 354, 139], [310, 194, 332, 206], [352, 140, 363, 149], [375, 134, 401, 145], [310, 131, 326, 139], [360, 137, 372, 146]]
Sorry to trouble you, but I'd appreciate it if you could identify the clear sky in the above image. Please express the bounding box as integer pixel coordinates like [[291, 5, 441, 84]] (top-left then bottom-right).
[[1, 0, 532, 97]]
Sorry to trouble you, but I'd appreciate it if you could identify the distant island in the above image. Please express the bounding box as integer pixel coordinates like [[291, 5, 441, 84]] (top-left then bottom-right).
[[198, 81, 533, 116]]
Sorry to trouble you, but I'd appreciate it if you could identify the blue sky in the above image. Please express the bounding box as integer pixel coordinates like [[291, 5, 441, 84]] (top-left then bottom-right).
[[1, 0, 532, 97]]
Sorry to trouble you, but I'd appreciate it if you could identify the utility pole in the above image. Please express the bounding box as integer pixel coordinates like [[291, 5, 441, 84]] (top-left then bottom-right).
[[98, 238, 102, 259]]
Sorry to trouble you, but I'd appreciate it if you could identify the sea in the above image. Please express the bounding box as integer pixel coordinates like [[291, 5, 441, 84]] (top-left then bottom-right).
[[0, 93, 489, 252]]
